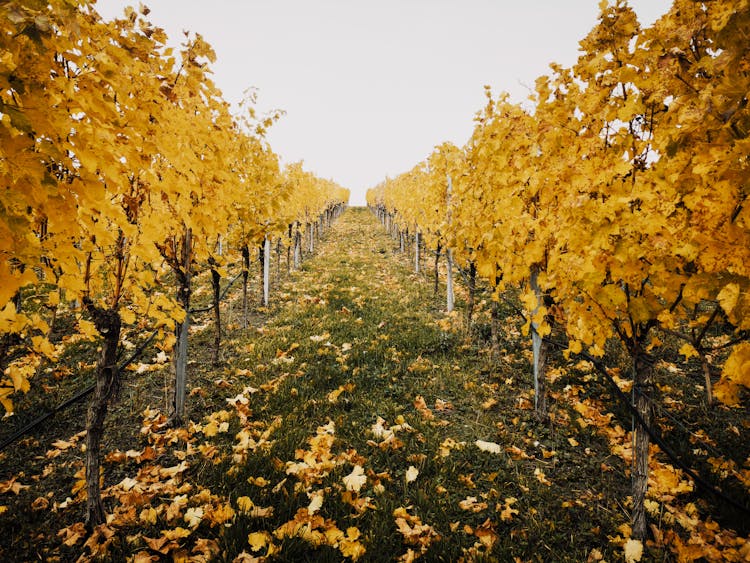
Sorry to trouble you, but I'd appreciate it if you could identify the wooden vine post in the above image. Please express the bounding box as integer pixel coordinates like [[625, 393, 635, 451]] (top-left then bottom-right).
[[414, 230, 420, 273], [172, 227, 192, 425], [529, 267, 548, 419], [445, 174, 454, 313], [263, 235, 271, 307]]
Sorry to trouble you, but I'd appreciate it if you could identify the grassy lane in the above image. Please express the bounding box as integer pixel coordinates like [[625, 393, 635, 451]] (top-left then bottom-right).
[[178, 208, 628, 562]]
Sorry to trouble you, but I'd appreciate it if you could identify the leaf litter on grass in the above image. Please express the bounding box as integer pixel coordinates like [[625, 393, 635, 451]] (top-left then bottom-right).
[[3, 208, 746, 562]]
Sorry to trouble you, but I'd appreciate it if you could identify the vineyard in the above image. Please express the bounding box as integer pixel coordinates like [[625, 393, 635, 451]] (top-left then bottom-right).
[[1, 0, 749, 561]]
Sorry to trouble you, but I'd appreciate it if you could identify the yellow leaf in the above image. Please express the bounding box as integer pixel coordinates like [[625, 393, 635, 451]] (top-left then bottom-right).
[[459, 496, 488, 512], [649, 465, 693, 495], [679, 343, 698, 360], [324, 526, 345, 546], [413, 395, 434, 419], [307, 491, 324, 514], [247, 531, 272, 552], [161, 527, 191, 540], [132, 551, 158, 563], [481, 398, 498, 410], [498, 497, 519, 521], [717, 283, 740, 316], [77, 319, 99, 340], [534, 467, 551, 486], [247, 476, 270, 487], [47, 290, 60, 307], [328, 385, 344, 403], [713, 379, 741, 406], [209, 503, 235, 525], [6, 362, 32, 393], [120, 307, 136, 325], [237, 496, 255, 514], [159, 332, 177, 351], [405, 466, 419, 483], [0, 388, 13, 414], [31, 496, 49, 511], [142, 535, 170, 554], [203, 421, 219, 437], [140, 507, 158, 525], [57, 522, 87, 547], [567, 340, 582, 355], [0, 302, 17, 330], [31, 336, 56, 358], [721, 342, 750, 388], [340, 527, 366, 560]]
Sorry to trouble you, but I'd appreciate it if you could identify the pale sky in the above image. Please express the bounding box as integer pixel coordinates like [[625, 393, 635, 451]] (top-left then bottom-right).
[[93, 0, 673, 206]]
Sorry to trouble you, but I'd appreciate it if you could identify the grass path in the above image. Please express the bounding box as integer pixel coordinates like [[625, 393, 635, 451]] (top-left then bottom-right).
[[180, 207, 627, 562]]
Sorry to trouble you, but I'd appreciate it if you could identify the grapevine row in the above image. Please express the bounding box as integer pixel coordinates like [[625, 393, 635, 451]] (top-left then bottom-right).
[[367, 0, 749, 546], [0, 1, 348, 525]]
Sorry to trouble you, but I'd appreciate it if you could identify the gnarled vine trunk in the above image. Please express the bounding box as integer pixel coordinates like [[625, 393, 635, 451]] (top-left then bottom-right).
[[466, 261, 477, 328], [210, 266, 221, 365], [434, 242, 441, 295], [84, 300, 121, 527], [491, 298, 501, 360], [294, 227, 302, 269], [631, 348, 653, 541]]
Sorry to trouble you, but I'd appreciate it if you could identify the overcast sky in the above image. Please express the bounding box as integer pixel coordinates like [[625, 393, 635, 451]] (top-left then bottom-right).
[[94, 0, 673, 205]]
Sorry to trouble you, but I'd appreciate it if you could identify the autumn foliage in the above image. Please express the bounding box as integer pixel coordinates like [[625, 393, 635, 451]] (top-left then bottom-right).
[[1, 0, 749, 561], [368, 0, 750, 554], [0, 0, 347, 528]]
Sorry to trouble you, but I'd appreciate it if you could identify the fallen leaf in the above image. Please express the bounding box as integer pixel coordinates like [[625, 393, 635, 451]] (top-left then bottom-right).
[[481, 398, 498, 410], [184, 507, 204, 528], [343, 465, 367, 492], [498, 497, 519, 521], [624, 538, 643, 563], [248, 476, 270, 487], [459, 496, 488, 512], [534, 467, 551, 486], [0, 477, 29, 495], [475, 440, 502, 454], [161, 527, 191, 541], [248, 531, 272, 552], [31, 496, 50, 511], [57, 522, 87, 547], [413, 395, 434, 419], [307, 491, 324, 514], [133, 551, 158, 563], [140, 507, 158, 525]]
